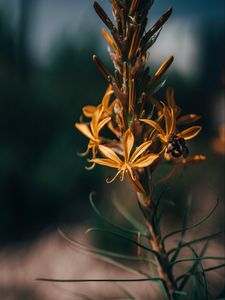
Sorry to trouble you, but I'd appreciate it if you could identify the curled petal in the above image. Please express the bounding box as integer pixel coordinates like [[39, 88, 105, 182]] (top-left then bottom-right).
[[77, 147, 90, 157], [178, 126, 202, 140], [106, 169, 122, 183], [82, 105, 98, 118], [85, 162, 96, 170]]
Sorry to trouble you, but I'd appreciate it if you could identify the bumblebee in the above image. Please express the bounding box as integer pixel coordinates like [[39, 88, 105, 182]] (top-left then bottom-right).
[[167, 135, 189, 158]]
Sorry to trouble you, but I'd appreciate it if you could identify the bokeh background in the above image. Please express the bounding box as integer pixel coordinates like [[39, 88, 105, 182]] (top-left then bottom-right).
[[0, 0, 224, 299]]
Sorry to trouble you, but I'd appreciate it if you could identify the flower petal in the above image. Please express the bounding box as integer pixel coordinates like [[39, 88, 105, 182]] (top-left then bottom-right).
[[91, 107, 103, 136], [98, 145, 122, 165], [89, 158, 119, 168], [132, 154, 159, 168], [97, 116, 111, 132], [82, 105, 97, 118], [178, 126, 202, 140], [102, 84, 113, 111], [122, 129, 134, 161], [163, 105, 173, 137], [130, 141, 152, 163], [75, 123, 94, 140], [140, 119, 165, 136], [166, 87, 176, 109]]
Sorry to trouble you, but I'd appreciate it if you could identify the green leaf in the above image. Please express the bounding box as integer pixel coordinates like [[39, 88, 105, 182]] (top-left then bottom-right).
[[57, 228, 154, 277], [112, 198, 147, 235], [170, 194, 193, 263], [186, 245, 210, 300], [176, 241, 209, 289], [86, 227, 159, 257], [171, 256, 225, 267], [174, 290, 188, 296], [162, 197, 219, 248], [36, 277, 163, 283], [168, 230, 224, 256], [89, 192, 146, 236]]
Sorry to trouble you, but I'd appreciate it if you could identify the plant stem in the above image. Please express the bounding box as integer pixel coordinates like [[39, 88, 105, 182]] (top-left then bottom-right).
[[137, 192, 178, 300]]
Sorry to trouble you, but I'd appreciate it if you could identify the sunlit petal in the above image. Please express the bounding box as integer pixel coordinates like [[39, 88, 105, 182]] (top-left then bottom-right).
[[97, 116, 111, 132], [140, 119, 165, 136], [132, 154, 159, 168], [130, 141, 152, 163], [75, 123, 94, 140], [89, 158, 119, 168], [98, 145, 122, 165], [90, 107, 102, 136], [122, 129, 134, 161]]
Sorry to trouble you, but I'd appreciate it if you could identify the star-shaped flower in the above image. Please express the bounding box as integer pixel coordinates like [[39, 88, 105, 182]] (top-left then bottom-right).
[[75, 107, 111, 168], [90, 129, 159, 192], [140, 103, 202, 158]]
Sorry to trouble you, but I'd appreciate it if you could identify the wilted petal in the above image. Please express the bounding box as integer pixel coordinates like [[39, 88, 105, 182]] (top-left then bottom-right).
[[75, 123, 94, 140], [130, 141, 152, 163], [178, 126, 202, 140], [132, 154, 159, 168], [98, 145, 122, 165]]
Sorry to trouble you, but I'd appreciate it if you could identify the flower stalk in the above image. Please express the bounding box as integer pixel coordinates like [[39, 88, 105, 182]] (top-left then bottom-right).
[[75, 0, 206, 298]]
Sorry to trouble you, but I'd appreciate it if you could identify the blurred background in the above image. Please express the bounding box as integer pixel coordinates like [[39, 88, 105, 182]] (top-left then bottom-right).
[[0, 0, 224, 299]]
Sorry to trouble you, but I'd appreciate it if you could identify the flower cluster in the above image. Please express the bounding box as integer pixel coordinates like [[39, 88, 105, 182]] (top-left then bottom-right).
[[75, 0, 205, 194]]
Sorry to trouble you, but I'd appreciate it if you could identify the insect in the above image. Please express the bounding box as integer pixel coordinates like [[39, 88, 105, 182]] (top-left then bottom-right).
[[167, 135, 189, 158]]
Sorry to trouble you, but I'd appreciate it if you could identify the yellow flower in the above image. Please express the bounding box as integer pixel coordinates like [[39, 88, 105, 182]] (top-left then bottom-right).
[[82, 85, 114, 118], [90, 129, 159, 192], [75, 107, 111, 168], [140, 103, 202, 158]]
